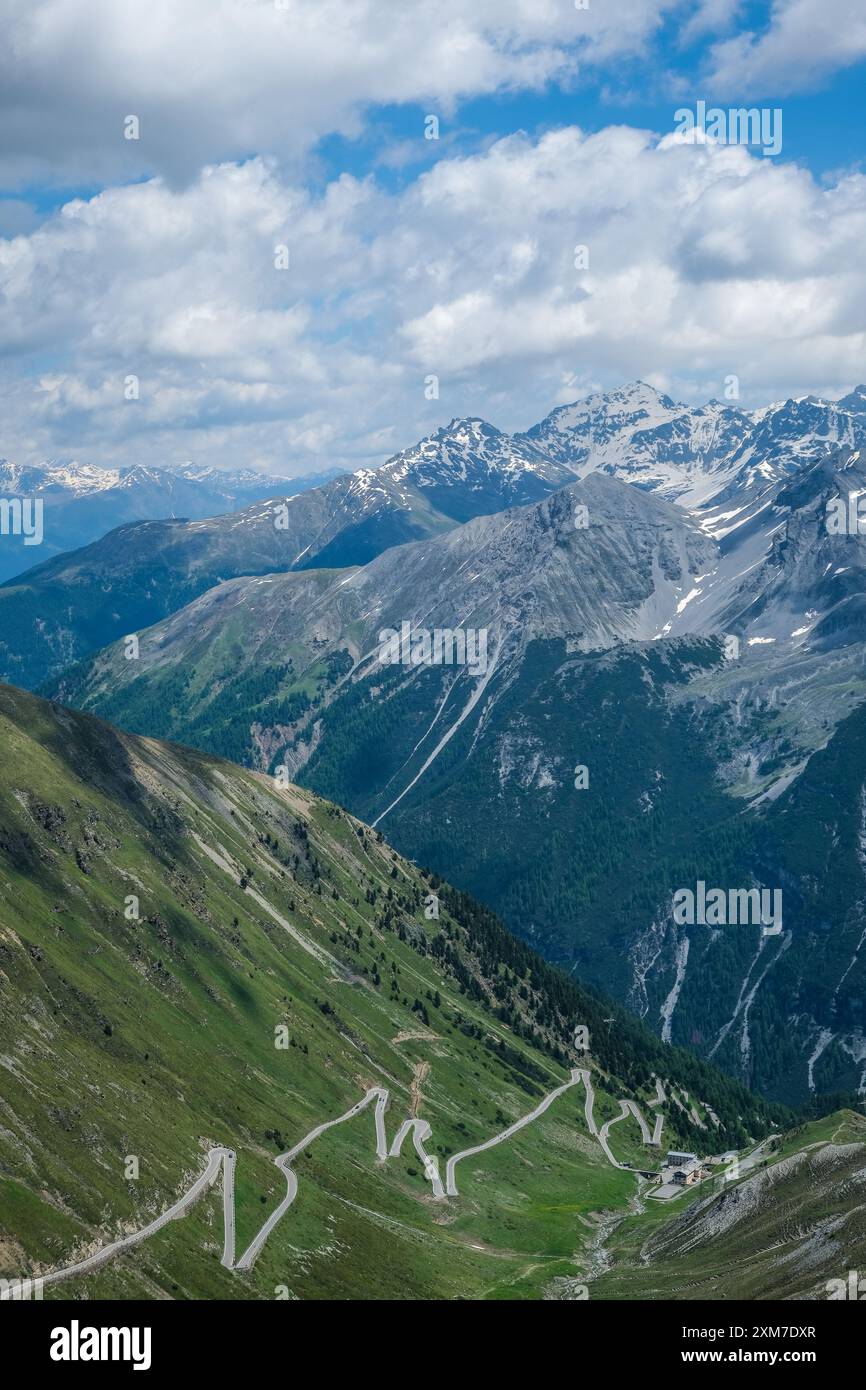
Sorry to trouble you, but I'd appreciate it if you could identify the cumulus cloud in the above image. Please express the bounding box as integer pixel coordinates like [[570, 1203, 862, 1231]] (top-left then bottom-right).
[[0, 0, 680, 187], [705, 0, 866, 95], [1, 124, 864, 473]]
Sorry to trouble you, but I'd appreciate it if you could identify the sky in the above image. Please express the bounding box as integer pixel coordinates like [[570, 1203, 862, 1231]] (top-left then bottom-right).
[[0, 0, 864, 477]]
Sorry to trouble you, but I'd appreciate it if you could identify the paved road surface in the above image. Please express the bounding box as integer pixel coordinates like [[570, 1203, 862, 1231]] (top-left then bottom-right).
[[17, 1062, 716, 1291], [389, 1118, 445, 1197], [236, 1088, 388, 1270], [445, 1068, 581, 1196], [8, 1145, 236, 1296], [596, 1101, 630, 1170], [623, 1099, 653, 1144], [221, 1148, 236, 1269]]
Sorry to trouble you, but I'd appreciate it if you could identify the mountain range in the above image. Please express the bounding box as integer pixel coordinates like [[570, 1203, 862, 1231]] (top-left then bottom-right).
[[0, 458, 346, 583], [3, 381, 865, 691], [4, 379, 866, 1301], [5, 380, 866, 1112], [47, 441, 866, 1102]]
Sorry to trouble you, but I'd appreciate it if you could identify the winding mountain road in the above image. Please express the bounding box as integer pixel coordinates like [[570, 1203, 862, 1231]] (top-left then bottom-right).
[[236, 1088, 388, 1270], [578, 1068, 628, 1169], [596, 1102, 630, 1170], [8, 1146, 237, 1296], [445, 1068, 582, 1196], [389, 1117, 444, 1197], [14, 1065, 688, 1294]]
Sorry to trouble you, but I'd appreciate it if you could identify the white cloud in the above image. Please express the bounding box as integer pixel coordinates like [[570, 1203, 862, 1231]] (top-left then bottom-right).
[[678, 0, 744, 46], [705, 0, 866, 95], [0, 0, 680, 187], [0, 127, 864, 473]]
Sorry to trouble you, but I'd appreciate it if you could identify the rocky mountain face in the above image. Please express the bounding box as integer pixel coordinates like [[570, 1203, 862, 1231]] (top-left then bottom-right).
[[521, 381, 866, 510], [0, 419, 578, 690], [368, 416, 576, 519], [3, 382, 863, 687], [520, 382, 752, 504], [1, 683, 800, 1301], [9, 382, 866, 1110], [50, 472, 717, 758], [51, 436, 866, 1106]]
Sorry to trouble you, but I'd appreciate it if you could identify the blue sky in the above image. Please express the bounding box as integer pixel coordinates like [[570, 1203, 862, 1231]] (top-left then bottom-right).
[[0, 0, 864, 474], [318, 68, 865, 194]]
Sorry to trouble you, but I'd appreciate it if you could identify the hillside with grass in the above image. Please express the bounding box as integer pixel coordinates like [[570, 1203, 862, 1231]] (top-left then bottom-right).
[[0, 684, 852, 1301], [593, 1110, 866, 1301]]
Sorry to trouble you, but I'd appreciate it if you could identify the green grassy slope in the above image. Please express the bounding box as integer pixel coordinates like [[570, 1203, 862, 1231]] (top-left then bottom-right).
[[593, 1111, 866, 1301], [0, 684, 830, 1301], [51, 608, 866, 1105]]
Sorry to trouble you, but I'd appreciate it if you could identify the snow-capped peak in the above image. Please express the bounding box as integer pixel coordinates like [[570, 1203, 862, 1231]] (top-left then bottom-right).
[[375, 415, 574, 497]]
